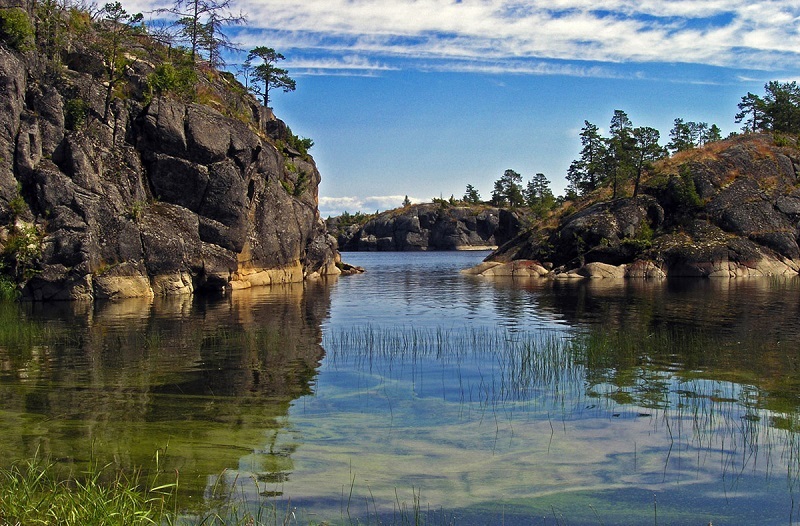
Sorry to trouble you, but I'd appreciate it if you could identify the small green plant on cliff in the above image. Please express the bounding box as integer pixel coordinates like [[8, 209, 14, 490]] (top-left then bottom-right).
[[275, 129, 314, 162], [280, 170, 309, 197], [64, 97, 89, 131], [0, 7, 34, 51], [127, 200, 147, 222], [293, 170, 308, 196], [3, 223, 43, 281], [676, 166, 703, 209], [620, 218, 654, 254], [146, 61, 198, 102], [8, 187, 26, 220], [621, 236, 652, 254], [287, 131, 314, 157]]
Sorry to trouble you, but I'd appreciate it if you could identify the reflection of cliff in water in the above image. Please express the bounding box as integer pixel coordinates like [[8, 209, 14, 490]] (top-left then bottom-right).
[[483, 276, 800, 336], [0, 281, 332, 498], [480, 276, 800, 412]]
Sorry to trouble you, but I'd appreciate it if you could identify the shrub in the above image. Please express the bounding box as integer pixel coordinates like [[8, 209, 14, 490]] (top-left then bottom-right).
[[334, 211, 375, 228], [0, 8, 34, 51], [64, 97, 89, 130], [3, 223, 42, 281], [147, 62, 197, 101], [293, 170, 308, 196], [8, 187, 26, 219], [676, 166, 702, 209], [284, 126, 314, 157]]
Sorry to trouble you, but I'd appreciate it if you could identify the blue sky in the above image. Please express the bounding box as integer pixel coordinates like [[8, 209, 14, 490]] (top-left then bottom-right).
[[134, 0, 800, 217]]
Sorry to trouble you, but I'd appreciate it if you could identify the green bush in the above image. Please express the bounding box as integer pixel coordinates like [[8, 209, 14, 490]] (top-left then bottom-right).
[[284, 126, 314, 157], [676, 166, 702, 209], [3, 223, 42, 281], [334, 210, 375, 227], [8, 188, 26, 219], [0, 7, 34, 51], [293, 170, 308, 196], [64, 97, 89, 130], [147, 62, 197, 101]]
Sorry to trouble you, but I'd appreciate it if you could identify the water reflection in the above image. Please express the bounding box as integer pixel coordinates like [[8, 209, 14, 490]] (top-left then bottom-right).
[[484, 277, 800, 413], [4, 250, 800, 524], [0, 281, 333, 500]]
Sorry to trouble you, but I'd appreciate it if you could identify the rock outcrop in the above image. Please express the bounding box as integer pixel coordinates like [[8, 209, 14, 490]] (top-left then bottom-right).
[[0, 23, 338, 300], [472, 134, 800, 279], [328, 204, 525, 251]]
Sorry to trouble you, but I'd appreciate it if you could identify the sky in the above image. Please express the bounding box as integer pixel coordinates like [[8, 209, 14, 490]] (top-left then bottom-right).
[[133, 0, 800, 218]]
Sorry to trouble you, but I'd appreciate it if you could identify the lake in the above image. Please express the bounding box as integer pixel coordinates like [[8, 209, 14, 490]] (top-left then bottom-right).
[[2, 251, 800, 524]]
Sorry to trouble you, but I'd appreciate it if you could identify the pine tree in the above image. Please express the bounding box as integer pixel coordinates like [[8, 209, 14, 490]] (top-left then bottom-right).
[[565, 121, 605, 196], [491, 169, 524, 207], [97, 2, 143, 121], [159, 0, 245, 64], [735, 92, 766, 133], [463, 184, 481, 204], [247, 47, 296, 107], [631, 127, 665, 198]]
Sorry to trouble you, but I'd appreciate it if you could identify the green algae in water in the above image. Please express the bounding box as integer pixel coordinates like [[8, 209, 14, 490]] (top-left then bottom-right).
[[0, 285, 331, 508]]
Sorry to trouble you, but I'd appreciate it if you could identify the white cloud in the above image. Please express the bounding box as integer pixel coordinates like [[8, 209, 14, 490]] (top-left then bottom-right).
[[319, 195, 424, 217], [136, 0, 800, 77], [228, 0, 800, 75]]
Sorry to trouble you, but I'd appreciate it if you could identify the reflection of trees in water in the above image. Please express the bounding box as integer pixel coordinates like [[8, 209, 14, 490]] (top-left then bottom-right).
[[0, 281, 333, 499], [480, 276, 800, 415]]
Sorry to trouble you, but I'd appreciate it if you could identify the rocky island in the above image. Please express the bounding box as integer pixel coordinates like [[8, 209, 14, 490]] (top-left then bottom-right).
[[0, 0, 341, 300], [468, 133, 800, 279], [328, 203, 526, 251]]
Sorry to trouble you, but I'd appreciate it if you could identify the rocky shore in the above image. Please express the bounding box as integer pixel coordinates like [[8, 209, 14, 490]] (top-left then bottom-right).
[[470, 134, 800, 279]]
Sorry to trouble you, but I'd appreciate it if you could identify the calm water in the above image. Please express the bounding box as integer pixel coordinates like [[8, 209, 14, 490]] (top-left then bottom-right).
[[2, 251, 800, 524]]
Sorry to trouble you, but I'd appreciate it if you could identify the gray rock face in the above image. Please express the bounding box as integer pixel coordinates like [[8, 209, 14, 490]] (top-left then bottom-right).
[[0, 43, 338, 300], [490, 134, 800, 277], [329, 204, 524, 251]]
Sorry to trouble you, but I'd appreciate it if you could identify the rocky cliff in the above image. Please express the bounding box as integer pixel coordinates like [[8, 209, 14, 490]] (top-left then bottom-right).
[[0, 12, 339, 299], [328, 203, 526, 251], [471, 134, 800, 279]]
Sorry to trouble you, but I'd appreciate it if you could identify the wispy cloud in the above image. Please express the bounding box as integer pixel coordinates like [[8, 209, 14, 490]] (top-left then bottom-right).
[[284, 56, 399, 76], [137, 0, 800, 78], [228, 0, 800, 77]]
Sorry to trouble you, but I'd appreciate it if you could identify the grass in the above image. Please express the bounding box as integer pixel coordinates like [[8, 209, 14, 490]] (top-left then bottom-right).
[[0, 453, 445, 526], [0, 452, 177, 526]]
